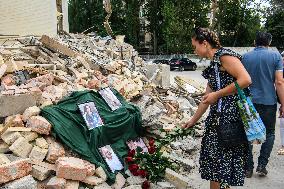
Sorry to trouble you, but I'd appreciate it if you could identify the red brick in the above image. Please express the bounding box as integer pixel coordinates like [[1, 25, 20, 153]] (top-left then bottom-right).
[[45, 137, 65, 163], [83, 160, 96, 176], [56, 157, 87, 181], [26, 116, 52, 135], [0, 159, 32, 184]]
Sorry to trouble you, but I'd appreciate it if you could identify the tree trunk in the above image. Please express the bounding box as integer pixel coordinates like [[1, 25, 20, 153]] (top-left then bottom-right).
[[153, 0, 158, 54], [209, 0, 218, 29]]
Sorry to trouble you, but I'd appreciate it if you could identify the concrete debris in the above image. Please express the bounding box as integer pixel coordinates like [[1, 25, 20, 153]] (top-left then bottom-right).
[[46, 176, 66, 189], [165, 168, 191, 189], [0, 175, 37, 189], [31, 165, 53, 181], [0, 33, 206, 188]]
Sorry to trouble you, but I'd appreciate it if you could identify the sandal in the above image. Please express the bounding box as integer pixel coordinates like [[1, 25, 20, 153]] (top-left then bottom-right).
[[277, 148, 284, 155]]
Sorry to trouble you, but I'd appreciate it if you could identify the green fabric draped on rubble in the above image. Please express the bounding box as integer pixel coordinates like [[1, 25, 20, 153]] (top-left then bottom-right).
[[41, 90, 145, 183]]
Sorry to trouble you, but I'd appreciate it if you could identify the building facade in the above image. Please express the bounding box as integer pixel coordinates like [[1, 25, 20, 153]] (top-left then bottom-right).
[[0, 0, 69, 37]]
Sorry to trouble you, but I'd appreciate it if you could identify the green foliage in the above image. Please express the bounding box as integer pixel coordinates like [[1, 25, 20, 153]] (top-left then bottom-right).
[[156, 127, 196, 149], [265, 10, 284, 49], [68, 0, 142, 48], [69, 0, 105, 35], [264, 0, 284, 49], [214, 0, 261, 47], [160, 0, 210, 54], [134, 149, 176, 182], [145, 0, 165, 54], [126, 126, 195, 183], [68, 0, 272, 53]]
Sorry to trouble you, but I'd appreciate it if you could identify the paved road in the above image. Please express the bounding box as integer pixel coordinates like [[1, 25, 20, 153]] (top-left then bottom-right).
[[171, 70, 284, 189]]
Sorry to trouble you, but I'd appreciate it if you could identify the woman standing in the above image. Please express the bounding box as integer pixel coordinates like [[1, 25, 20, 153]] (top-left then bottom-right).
[[183, 27, 251, 189]]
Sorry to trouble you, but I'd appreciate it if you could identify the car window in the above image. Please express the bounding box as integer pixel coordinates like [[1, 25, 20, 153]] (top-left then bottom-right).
[[170, 59, 178, 62]]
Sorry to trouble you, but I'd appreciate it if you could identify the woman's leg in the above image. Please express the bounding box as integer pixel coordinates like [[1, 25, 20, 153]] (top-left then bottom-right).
[[210, 181, 220, 189]]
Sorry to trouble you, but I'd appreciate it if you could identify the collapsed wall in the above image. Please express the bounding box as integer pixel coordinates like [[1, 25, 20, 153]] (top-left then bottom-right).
[[0, 33, 205, 188]]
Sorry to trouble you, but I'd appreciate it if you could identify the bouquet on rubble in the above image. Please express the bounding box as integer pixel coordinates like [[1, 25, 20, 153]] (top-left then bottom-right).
[[125, 138, 176, 189]]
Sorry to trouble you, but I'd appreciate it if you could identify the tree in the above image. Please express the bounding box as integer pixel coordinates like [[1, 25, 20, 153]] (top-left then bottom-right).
[[159, 0, 210, 54], [123, 0, 143, 48], [69, 0, 105, 35], [145, 0, 165, 54], [214, 0, 261, 47], [264, 0, 284, 50], [68, 0, 142, 48]]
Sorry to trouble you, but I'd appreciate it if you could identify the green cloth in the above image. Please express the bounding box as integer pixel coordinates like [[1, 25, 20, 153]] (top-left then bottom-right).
[[41, 89, 144, 183]]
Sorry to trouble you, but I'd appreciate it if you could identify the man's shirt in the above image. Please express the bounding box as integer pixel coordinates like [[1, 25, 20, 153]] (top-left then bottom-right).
[[242, 47, 283, 105]]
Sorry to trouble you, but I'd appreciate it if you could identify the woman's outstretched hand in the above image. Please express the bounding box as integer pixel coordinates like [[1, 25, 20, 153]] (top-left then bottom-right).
[[202, 91, 219, 105], [182, 119, 195, 129]]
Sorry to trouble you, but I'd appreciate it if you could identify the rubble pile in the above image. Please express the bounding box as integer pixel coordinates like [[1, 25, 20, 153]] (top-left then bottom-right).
[[0, 33, 205, 188]]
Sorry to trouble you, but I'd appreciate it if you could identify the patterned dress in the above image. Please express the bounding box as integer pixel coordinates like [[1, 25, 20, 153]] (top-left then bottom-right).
[[200, 47, 248, 189]]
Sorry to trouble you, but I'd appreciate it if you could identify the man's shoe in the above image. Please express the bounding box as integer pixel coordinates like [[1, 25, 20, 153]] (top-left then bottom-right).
[[245, 170, 253, 178], [256, 166, 268, 176]]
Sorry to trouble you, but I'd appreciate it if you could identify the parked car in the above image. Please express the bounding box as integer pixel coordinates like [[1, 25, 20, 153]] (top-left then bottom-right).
[[152, 59, 169, 65], [169, 58, 197, 71]]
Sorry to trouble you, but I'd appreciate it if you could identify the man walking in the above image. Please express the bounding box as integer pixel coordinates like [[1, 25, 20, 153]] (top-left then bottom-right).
[[242, 31, 284, 178]]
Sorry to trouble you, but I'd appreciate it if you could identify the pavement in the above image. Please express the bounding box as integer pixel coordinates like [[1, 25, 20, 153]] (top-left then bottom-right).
[[170, 69, 284, 189]]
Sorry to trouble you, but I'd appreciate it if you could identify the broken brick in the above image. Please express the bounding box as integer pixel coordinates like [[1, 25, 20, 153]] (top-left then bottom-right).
[[56, 157, 87, 181], [0, 159, 32, 184], [26, 116, 52, 135]]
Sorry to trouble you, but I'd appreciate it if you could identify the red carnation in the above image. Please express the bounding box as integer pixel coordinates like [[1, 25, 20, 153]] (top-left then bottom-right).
[[148, 138, 155, 147], [148, 146, 156, 154], [137, 169, 147, 178], [128, 164, 139, 172], [125, 157, 134, 163], [128, 149, 136, 157], [142, 180, 150, 189], [132, 170, 139, 176]]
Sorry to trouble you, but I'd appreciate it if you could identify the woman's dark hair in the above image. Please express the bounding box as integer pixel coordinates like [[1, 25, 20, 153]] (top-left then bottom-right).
[[192, 27, 221, 48], [255, 31, 272, 47]]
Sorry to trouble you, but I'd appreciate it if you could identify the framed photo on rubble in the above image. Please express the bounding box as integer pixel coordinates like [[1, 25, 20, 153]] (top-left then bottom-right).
[[99, 145, 123, 173], [98, 87, 122, 111], [78, 101, 104, 130], [127, 138, 148, 153]]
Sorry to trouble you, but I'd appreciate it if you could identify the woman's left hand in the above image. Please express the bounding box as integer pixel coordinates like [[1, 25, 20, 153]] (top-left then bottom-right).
[[202, 92, 220, 105]]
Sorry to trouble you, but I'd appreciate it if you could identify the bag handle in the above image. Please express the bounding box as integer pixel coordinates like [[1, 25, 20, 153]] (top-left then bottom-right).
[[214, 64, 222, 113], [234, 81, 246, 100]]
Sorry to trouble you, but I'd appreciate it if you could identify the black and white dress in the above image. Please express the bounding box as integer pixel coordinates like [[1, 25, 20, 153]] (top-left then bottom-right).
[[200, 47, 248, 189]]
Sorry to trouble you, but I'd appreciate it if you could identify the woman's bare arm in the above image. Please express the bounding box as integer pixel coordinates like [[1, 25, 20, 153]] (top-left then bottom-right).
[[203, 55, 251, 104]]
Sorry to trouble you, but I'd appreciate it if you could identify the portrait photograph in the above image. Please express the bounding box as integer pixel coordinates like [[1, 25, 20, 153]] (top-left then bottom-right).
[[127, 138, 148, 153], [78, 102, 103, 130], [98, 87, 122, 111], [99, 145, 123, 173]]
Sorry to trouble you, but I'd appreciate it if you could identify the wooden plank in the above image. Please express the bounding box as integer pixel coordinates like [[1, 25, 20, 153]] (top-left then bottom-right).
[[7, 127, 32, 132], [0, 118, 14, 136]]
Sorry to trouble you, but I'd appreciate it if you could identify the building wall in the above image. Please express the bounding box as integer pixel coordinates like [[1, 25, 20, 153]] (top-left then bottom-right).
[[0, 0, 68, 36], [62, 0, 69, 33]]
